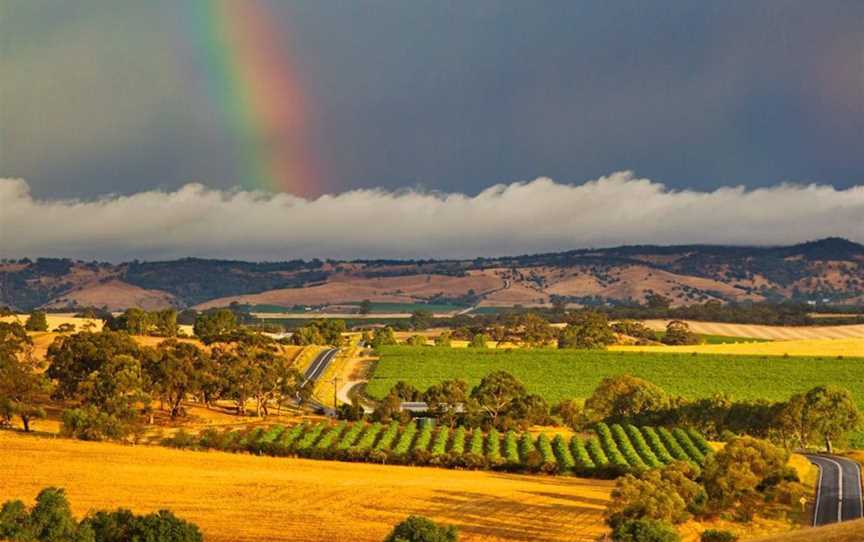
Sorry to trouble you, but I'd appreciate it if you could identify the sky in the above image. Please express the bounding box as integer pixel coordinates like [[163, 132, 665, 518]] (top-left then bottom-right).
[[1, 1, 863, 260]]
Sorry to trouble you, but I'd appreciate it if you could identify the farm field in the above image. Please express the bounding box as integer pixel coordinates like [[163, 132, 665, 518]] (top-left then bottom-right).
[[366, 346, 864, 408], [0, 431, 613, 542], [639, 320, 864, 340], [611, 338, 864, 357]]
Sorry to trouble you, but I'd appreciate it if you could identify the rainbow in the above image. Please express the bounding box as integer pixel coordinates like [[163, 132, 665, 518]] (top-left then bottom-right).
[[190, 0, 319, 195]]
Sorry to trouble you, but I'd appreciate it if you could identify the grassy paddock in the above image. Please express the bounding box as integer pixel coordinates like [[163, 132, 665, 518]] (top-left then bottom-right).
[[367, 346, 864, 409]]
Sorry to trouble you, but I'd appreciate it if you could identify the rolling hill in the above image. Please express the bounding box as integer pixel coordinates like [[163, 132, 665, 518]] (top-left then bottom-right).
[[1, 238, 862, 311]]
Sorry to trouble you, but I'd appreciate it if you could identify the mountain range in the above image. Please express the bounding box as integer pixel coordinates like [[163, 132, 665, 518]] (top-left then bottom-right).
[[2, 238, 862, 312]]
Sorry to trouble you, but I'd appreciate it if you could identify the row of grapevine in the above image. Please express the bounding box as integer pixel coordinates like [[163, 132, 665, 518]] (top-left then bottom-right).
[[486, 429, 502, 462], [596, 423, 629, 469], [374, 421, 400, 452], [351, 422, 382, 452], [450, 427, 466, 455], [552, 435, 575, 470], [624, 424, 662, 468], [610, 424, 648, 470], [571, 435, 596, 470], [503, 431, 520, 463], [430, 426, 449, 456], [168, 421, 710, 476], [641, 426, 674, 463]]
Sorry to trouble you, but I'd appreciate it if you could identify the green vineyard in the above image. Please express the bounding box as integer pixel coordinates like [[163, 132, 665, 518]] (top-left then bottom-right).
[[168, 421, 712, 478]]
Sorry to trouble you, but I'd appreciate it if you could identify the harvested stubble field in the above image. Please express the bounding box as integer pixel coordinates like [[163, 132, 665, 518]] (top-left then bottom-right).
[[639, 320, 864, 340], [0, 431, 613, 542], [367, 346, 864, 408]]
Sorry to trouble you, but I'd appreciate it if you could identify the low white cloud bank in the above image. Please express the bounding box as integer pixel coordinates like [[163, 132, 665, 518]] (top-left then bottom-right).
[[2, 172, 862, 261]]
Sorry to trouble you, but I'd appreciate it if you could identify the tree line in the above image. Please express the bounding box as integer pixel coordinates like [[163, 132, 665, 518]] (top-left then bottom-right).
[[0, 321, 309, 440]]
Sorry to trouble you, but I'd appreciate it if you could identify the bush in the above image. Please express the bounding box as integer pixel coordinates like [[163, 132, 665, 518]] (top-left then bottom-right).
[[686, 428, 713, 456], [700, 530, 738, 542], [468, 429, 485, 456], [0, 487, 202, 542], [83, 508, 203, 542], [612, 518, 680, 542], [384, 515, 458, 542], [294, 423, 326, 454], [61, 407, 129, 441], [336, 423, 365, 451]]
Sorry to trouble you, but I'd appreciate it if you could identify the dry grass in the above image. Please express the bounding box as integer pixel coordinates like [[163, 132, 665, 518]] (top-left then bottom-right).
[[748, 519, 864, 542], [0, 431, 613, 542], [2, 314, 104, 333], [611, 338, 864, 357]]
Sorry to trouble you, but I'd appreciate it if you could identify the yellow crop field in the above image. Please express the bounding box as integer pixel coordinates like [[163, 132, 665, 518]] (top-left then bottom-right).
[[0, 432, 613, 542], [639, 319, 864, 340], [610, 338, 864, 357], [1, 313, 105, 333]]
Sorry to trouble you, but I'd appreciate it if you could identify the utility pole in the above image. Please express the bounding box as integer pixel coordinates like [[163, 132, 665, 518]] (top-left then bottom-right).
[[331, 376, 341, 416]]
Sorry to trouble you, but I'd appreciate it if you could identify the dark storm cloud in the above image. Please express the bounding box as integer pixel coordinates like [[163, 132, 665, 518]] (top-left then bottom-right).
[[1, 1, 862, 199]]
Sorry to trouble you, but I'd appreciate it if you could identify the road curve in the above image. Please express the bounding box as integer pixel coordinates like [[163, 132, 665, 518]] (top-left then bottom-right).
[[303, 348, 339, 385], [807, 454, 863, 526]]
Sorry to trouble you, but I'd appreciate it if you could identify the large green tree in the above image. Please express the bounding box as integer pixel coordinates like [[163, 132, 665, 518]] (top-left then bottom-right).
[[0, 323, 49, 431], [558, 311, 616, 349], [584, 374, 670, 424], [46, 331, 141, 399]]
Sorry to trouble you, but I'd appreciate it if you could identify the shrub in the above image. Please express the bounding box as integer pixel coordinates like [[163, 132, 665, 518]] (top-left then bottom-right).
[[700, 530, 738, 542], [384, 515, 458, 542], [60, 407, 129, 441], [83, 508, 203, 542], [612, 518, 680, 542]]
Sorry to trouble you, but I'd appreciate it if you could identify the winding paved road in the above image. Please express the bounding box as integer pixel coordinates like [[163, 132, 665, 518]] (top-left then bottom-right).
[[807, 454, 863, 526], [302, 348, 339, 386]]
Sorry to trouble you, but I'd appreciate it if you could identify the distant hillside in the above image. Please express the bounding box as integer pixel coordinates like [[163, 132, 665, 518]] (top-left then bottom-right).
[[1, 238, 862, 311]]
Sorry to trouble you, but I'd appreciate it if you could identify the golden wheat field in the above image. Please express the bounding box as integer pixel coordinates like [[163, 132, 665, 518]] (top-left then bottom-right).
[[611, 337, 864, 357], [639, 319, 864, 340], [0, 432, 614, 542]]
